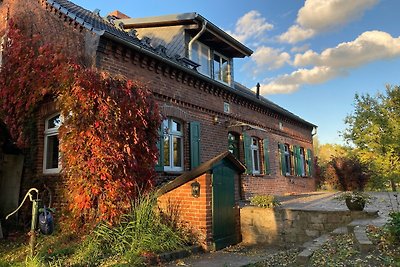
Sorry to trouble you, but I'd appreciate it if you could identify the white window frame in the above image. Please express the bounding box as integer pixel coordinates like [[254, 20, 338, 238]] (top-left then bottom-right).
[[43, 113, 62, 174], [163, 118, 184, 172], [284, 144, 291, 176], [251, 137, 260, 174], [213, 51, 230, 85]]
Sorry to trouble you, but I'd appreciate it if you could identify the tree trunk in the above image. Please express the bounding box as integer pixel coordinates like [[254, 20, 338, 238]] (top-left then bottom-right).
[[390, 179, 397, 192]]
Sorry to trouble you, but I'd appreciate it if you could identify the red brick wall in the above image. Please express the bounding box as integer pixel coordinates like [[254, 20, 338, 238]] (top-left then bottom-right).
[[158, 169, 243, 251], [96, 41, 316, 197], [158, 173, 213, 249]]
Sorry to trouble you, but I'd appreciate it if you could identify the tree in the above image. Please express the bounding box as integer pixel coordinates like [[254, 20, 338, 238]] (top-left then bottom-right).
[[344, 86, 400, 191]]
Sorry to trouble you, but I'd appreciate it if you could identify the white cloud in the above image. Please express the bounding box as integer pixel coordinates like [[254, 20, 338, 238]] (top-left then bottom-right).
[[297, 0, 378, 31], [263, 31, 400, 94], [227, 10, 273, 43], [279, 0, 378, 43], [278, 25, 315, 44], [251, 46, 291, 71], [259, 66, 343, 94], [294, 31, 400, 68]]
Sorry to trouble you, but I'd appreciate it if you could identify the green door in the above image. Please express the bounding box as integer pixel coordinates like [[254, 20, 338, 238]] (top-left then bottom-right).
[[212, 161, 238, 250]]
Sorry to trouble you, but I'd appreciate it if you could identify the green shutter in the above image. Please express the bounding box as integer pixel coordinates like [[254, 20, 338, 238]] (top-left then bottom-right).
[[279, 143, 287, 176], [190, 121, 201, 169], [263, 139, 270, 175], [243, 133, 252, 174], [155, 123, 164, 172], [307, 148, 313, 177]]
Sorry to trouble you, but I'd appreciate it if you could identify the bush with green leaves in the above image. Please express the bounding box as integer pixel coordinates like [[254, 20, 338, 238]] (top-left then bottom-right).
[[250, 195, 281, 208], [70, 192, 190, 266], [386, 212, 400, 243]]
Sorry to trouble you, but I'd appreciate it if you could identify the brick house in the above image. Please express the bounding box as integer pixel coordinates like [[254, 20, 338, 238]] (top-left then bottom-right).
[[0, 0, 316, 242]]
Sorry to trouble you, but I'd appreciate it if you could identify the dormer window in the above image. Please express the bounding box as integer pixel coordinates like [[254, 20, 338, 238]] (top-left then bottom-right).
[[190, 40, 232, 86], [213, 52, 230, 84]]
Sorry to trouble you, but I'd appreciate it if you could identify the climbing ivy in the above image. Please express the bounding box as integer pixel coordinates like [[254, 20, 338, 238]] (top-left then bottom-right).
[[0, 20, 160, 226]]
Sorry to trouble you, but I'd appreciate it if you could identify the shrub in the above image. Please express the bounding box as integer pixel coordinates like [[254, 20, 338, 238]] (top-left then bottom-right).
[[387, 212, 400, 243], [250, 195, 281, 208], [330, 156, 370, 191], [71, 192, 190, 265]]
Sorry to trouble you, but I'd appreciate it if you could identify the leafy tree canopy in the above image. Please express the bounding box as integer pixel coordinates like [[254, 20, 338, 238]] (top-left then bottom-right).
[[343, 86, 400, 191]]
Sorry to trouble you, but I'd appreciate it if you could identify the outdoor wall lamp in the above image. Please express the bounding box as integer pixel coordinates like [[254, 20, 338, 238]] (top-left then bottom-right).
[[191, 181, 200, 198], [213, 115, 219, 125]]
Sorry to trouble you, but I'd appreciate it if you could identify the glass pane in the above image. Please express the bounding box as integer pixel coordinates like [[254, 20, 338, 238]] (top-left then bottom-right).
[[163, 136, 170, 167], [252, 138, 258, 146], [162, 119, 168, 134], [172, 120, 181, 132], [253, 150, 259, 171], [191, 42, 200, 64], [173, 137, 182, 167], [221, 57, 229, 83], [213, 54, 221, 80], [48, 114, 61, 129], [46, 135, 59, 169], [200, 46, 210, 76]]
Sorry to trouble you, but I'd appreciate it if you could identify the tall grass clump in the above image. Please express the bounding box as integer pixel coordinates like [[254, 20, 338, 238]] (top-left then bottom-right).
[[71, 192, 190, 265]]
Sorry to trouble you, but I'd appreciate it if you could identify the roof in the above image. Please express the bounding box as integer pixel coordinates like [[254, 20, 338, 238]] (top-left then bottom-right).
[[45, 0, 316, 128], [234, 83, 317, 127], [157, 151, 246, 196], [116, 12, 253, 58]]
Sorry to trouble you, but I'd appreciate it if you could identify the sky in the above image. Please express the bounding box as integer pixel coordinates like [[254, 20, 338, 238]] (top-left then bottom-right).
[[73, 0, 400, 144]]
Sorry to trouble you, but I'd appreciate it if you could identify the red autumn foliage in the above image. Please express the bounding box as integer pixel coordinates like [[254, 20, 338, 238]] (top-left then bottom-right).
[[0, 21, 160, 226], [58, 67, 160, 225], [0, 20, 69, 147]]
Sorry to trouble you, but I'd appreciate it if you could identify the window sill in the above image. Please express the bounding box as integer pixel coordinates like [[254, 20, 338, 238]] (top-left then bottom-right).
[[158, 171, 184, 176]]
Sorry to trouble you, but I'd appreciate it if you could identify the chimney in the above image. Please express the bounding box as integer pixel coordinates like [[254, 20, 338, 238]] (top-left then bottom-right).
[[107, 10, 130, 19], [256, 82, 260, 99]]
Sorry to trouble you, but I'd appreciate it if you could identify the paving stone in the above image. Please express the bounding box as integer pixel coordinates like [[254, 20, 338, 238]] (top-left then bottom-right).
[[331, 226, 348, 235]]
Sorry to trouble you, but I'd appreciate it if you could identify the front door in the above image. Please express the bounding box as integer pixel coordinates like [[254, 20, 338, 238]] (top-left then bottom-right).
[[212, 162, 238, 250]]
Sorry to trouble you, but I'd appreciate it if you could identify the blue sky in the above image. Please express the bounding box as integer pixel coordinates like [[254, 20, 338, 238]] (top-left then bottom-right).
[[74, 0, 400, 144]]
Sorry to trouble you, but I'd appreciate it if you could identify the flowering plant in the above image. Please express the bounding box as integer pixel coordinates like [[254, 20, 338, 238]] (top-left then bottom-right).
[[334, 191, 374, 204]]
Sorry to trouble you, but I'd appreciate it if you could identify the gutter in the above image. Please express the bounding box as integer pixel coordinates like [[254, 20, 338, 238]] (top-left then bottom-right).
[[188, 20, 207, 61]]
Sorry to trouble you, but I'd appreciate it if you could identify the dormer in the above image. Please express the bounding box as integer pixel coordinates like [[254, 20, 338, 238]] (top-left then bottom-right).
[[115, 12, 253, 87]]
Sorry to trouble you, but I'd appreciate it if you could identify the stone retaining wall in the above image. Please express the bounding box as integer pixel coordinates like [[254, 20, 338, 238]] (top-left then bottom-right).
[[240, 206, 378, 247]]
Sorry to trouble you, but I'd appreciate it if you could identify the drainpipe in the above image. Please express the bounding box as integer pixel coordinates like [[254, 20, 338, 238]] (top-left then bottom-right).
[[188, 20, 208, 60]]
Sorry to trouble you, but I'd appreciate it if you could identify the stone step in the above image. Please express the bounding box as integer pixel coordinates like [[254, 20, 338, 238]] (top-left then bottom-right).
[[353, 225, 374, 253], [331, 226, 348, 235], [347, 219, 375, 233], [296, 234, 330, 266]]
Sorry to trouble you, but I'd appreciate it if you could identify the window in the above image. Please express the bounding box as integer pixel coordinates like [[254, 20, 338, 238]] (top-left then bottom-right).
[[213, 52, 230, 84], [191, 41, 210, 77], [299, 148, 306, 176], [251, 137, 260, 174], [284, 144, 291, 175], [279, 143, 292, 176], [191, 40, 232, 85], [228, 132, 240, 159], [43, 113, 61, 174], [163, 118, 183, 172]]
